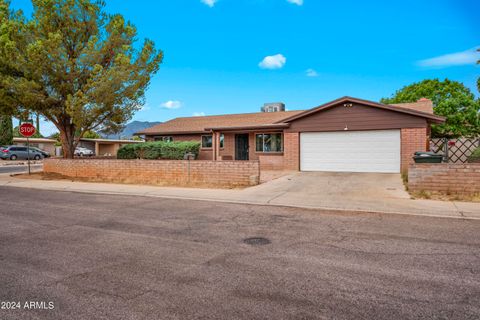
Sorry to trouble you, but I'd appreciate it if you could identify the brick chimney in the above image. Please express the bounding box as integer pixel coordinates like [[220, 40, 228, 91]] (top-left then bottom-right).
[[418, 97, 431, 102]]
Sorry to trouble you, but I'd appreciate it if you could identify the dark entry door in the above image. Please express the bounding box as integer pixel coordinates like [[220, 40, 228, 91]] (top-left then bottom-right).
[[235, 134, 249, 160]]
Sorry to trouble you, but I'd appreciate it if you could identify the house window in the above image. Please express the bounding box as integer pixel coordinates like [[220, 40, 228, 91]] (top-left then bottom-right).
[[154, 136, 173, 142], [202, 135, 213, 148], [219, 134, 224, 149], [255, 133, 283, 152]]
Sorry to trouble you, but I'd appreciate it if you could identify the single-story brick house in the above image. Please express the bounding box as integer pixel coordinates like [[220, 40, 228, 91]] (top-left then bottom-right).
[[137, 96, 445, 173]]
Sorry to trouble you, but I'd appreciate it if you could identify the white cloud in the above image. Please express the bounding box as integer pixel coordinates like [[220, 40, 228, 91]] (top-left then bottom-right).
[[161, 100, 182, 109], [259, 54, 287, 69], [417, 47, 480, 68], [193, 112, 205, 117], [287, 0, 303, 5], [306, 68, 318, 77], [201, 0, 218, 7]]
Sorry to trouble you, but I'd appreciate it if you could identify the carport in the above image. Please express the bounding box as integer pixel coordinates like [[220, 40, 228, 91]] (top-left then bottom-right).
[[79, 138, 141, 157]]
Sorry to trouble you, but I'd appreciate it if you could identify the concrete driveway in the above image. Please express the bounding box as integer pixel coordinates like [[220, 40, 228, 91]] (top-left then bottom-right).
[[244, 171, 410, 208], [256, 171, 409, 201], [241, 171, 479, 218]]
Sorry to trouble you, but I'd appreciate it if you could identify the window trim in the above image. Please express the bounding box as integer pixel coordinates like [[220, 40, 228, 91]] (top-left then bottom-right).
[[154, 136, 173, 142], [201, 135, 213, 149], [219, 133, 225, 149], [255, 132, 284, 153]]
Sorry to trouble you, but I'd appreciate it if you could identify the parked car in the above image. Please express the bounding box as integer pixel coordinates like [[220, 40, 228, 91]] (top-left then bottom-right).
[[74, 147, 95, 157], [30, 147, 51, 158], [0, 146, 44, 160]]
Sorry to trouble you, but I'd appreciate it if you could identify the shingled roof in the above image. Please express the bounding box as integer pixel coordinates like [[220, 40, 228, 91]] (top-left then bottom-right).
[[136, 110, 304, 135], [137, 97, 443, 135]]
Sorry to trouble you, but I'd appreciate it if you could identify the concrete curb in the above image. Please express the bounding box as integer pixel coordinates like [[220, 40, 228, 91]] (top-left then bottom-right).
[[1, 178, 479, 221], [0, 162, 43, 167], [0, 165, 44, 169]]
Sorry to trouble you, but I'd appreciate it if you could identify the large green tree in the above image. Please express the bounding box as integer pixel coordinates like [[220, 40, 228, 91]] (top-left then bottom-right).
[[0, 114, 13, 145], [0, 0, 163, 158], [477, 48, 480, 93], [382, 79, 480, 138]]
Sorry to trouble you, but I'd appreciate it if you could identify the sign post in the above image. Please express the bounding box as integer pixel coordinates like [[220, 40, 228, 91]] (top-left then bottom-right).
[[19, 122, 36, 175]]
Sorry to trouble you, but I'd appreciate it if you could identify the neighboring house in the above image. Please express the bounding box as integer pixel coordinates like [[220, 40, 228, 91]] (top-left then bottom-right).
[[78, 138, 141, 157], [136, 96, 444, 173], [13, 137, 56, 155]]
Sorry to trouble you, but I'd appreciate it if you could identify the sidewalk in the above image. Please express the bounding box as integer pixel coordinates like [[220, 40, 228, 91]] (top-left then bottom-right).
[[0, 160, 43, 166], [0, 172, 479, 220]]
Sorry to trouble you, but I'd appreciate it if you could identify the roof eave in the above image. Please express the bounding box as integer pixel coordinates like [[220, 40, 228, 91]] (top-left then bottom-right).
[[204, 123, 290, 132], [426, 117, 446, 124], [136, 130, 209, 136]]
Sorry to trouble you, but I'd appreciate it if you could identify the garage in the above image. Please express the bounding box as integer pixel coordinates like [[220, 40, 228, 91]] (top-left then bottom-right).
[[300, 129, 401, 173]]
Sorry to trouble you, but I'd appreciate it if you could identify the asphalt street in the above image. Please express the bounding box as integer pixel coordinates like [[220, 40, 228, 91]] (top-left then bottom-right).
[[0, 164, 43, 174], [0, 186, 479, 320]]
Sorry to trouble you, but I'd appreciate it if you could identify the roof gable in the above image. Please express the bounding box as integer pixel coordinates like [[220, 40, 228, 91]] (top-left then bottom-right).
[[278, 96, 445, 124]]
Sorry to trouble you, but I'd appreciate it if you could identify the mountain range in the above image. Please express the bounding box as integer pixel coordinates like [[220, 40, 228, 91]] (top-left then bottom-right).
[[100, 121, 161, 139]]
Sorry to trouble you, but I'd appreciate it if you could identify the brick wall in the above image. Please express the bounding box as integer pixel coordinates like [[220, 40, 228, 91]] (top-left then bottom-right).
[[408, 163, 480, 195], [258, 154, 284, 170], [44, 159, 260, 188], [248, 133, 260, 161], [283, 132, 299, 170], [218, 133, 235, 160], [401, 128, 428, 173]]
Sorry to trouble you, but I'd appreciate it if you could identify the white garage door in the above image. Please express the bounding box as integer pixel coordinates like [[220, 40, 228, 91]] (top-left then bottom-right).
[[300, 130, 401, 173]]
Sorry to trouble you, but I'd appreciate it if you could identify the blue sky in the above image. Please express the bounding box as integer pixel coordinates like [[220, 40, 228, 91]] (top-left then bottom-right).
[[11, 0, 480, 135]]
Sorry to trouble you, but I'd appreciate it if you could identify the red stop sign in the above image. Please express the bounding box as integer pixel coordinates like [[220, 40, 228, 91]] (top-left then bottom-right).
[[19, 123, 36, 138]]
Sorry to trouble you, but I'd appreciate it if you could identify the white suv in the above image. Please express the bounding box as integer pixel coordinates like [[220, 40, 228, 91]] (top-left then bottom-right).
[[74, 147, 95, 157]]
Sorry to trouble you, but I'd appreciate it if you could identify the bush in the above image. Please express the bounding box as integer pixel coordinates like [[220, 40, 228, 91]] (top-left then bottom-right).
[[117, 144, 138, 159], [468, 147, 480, 163], [117, 141, 200, 160]]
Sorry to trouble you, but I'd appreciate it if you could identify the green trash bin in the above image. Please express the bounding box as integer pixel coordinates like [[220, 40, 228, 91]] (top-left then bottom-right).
[[413, 152, 443, 163]]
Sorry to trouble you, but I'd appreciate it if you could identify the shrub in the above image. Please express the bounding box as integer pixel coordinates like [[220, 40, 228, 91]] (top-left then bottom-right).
[[159, 141, 200, 160], [117, 144, 138, 159], [117, 141, 200, 160], [468, 147, 480, 163]]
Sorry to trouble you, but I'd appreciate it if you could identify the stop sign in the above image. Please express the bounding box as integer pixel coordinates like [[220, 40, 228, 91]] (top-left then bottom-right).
[[19, 122, 36, 138]]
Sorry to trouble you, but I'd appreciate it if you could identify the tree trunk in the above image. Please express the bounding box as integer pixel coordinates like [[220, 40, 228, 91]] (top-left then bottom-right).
[[59, 124, 76, 159]]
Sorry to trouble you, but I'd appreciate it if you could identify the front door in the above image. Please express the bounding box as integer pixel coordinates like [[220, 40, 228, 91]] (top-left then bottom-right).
[[235, 134, 249, 160]]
